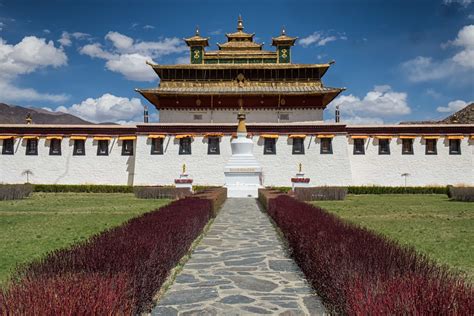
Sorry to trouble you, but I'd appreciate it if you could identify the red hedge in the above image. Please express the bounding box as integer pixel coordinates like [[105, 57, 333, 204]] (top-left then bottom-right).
[[266, 195, 473, 315], [0, 197, 213, 315]]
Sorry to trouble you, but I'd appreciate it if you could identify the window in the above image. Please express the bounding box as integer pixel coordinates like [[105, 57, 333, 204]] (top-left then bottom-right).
[[193, 114, 203, 120], [179, 137, 192, 155], [378, 139, 390, 155], [2, 138, 14, 155], [73, 140, 85, 156], [353, 139, 365, 155], [279, 113, 290, 121], [26, 139, 38, 155], [425, 139, 437, 155], [97, 140, 109, 156], [449, 139, 461, 155], [320, 138, 333, 154], [49, 139, 61, 156], [207, 137, 220, 155], [292, 138, 304, 154], [264, 138, 276, 155], [151, 138, 163, 155], [402, 139, 414, 155], [121, 140, 134, 156]]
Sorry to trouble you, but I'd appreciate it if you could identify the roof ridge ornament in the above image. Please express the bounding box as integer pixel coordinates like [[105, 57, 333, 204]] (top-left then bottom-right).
[[282, 26, 286, 35], [195, 25, 200, 36], [237, 14, 244, 32]]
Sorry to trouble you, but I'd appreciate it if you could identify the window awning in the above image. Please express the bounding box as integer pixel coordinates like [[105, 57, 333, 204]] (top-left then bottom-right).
[[0, 135, 16, 140], [148, 134, 166, 139], [175, 134, 194, 139], [22, 135, 39, 139], [46, 135, 63, 140], [93, 136, 112, 141], [350, 135, 368, 139], [118, 136, 137, 141], [374, 135, 393, 139], [288, 134, 306, 138], [423, 135, 440, 139], [399, 135, 417, 139], [70, 135, 87, 140], [204, 133, 224, 137], [260, 134, 279, 139], [446, 135, 464, 140], [317, 134, 335, 138], [471, 135, 474, 139]]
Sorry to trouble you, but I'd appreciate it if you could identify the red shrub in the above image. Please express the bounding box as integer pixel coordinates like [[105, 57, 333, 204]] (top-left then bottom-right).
[[0, 197, 213, 315], [265, 195, 474, 315]]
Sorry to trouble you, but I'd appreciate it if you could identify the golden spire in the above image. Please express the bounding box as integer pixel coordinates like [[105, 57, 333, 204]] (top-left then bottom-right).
[[195, 25, 200, 36], [237, 104, 247, 134], [281, 25, 286, 35], [237, 15, 244, 32]]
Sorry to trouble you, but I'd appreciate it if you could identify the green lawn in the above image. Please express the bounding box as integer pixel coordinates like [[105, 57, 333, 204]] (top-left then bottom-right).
[[0, 193, 170, 285], [314, 195, 474, 281]]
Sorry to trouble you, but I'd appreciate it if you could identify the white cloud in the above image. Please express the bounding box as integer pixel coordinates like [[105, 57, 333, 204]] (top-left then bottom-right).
[[175, 55, 189, 64], [436, 99, 472, 113], [328, 85, 411, 124], [0, 80, 69, 103], [143, 25, 155, 30], [402, 24, 474, 82], [55, 93, 144, 123], [58, 31, 91, 47], [469, 14, 474, 20], [210, 29, 222, 35], [0, 35, 69, 104], [0, 22, 4, 31], [79, 31, 187, 81], [425, 88, 442, 99], [443, 0, 473, 7], [105, 53, 156, 81], [43, 29, 51, 34], [300, 31, 345, 47]]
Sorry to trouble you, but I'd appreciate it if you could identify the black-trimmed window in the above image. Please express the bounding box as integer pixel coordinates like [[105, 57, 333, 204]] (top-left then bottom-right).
[[353, 139, 365, 155], [73, 140, 85, 156], [2, 138, 14, 155], [320, 138, 333, 154], [264, 138, 276, 155], [97, 140, 109, 156], [402, 139, 414, 155], [292, 138, 304, 154], [121, 140, 134, 156], [151, 138, 163, 155], [207, 137, 220, 155], [378, 139, 390, 155], [26, 139, 38, 155], [449, 139, 461, 155], [49, 139, 61, 156], [425, 139, 437, 155], [179, 137, 192, 155]]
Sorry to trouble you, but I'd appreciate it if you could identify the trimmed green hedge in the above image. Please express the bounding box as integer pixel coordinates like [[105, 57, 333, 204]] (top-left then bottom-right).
[[33, 184, 134, 193], [270, 186, 448, 195]]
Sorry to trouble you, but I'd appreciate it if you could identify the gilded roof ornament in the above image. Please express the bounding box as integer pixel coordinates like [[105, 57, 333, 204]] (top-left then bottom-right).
[[237, 15, 244, 32]]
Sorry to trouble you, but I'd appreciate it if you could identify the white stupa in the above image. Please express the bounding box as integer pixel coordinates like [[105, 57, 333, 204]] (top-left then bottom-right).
[[224, 108, 263, 198]]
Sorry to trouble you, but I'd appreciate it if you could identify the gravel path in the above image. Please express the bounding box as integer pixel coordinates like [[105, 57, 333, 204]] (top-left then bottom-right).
[[152, 198, 325, 315]]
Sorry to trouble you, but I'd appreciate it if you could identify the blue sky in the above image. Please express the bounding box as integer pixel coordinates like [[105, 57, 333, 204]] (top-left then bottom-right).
[[0, 0, 473, 124]]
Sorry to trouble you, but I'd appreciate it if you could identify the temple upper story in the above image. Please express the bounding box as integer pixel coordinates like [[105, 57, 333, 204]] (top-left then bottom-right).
[[136, 16, 344, 123]]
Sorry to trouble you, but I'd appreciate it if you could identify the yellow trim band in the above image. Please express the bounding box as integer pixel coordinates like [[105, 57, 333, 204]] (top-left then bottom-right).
[[23, 135, 39, 140], [70, 136, 87, 140], [446, 135, 464, 140], [93, 136, 112, 141], [118, 136, 137, 141], [175, 134, 194, 139], [148, 134, 166, 139], [423, 135, 440, 139], [46, 136, 63, 140], [288, 134, 306, 138], [350, 135, 368, 139], [374, 135, 393, 139], [261, 134, 279, 139], [399, 136, 417, 139], [0, 135, 16, 140]]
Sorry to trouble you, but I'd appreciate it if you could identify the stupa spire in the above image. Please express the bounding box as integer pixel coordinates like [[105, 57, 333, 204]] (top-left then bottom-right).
[[237, 15, 244, 32], [237, 106, 247, 134]]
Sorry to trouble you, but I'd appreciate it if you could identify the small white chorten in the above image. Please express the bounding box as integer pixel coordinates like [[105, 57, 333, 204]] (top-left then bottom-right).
[[224, 108, 263, 197]]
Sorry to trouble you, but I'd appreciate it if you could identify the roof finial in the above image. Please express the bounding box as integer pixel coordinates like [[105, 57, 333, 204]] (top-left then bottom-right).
[[195, 25, 200, 36], [281, 25, 286, 35], [237, 14, 244, 32]]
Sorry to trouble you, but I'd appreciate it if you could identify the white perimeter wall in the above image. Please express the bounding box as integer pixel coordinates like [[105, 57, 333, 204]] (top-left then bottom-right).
[[349, 137, 474, 186], [0, 138, 135, 185], [159, 109, 323, 123], [2, 136, 473, 187]]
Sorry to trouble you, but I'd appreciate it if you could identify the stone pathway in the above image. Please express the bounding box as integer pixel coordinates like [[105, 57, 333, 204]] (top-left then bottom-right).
[[152, 198, 325, 316]]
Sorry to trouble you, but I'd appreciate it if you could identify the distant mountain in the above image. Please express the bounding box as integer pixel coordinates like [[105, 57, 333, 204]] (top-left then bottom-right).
[[439, 103, 474, 124], [400, 103, 474, 125], [0, 103, 94, 125]]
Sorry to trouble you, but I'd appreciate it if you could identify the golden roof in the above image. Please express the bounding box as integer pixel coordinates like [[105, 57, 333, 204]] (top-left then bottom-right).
[[184, 27, 209, 47], [272, 27, 297, 46]]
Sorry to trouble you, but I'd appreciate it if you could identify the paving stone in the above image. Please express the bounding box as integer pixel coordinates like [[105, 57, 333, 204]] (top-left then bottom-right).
[[241, 306, 273, 314], [219, 294, 255, 304], [158, 288, 218, 305], [152, 199, 325, 315]]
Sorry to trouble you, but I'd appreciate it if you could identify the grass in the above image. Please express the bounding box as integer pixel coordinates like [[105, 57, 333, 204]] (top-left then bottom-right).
[[314, 194, 474, 281], [0, 193, 170, 285]]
